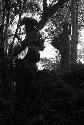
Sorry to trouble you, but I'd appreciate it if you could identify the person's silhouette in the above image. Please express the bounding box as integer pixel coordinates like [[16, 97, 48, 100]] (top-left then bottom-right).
[[21, 17, 39, 32], [19, 17, 44, 81], [20, 17, 44, 50]]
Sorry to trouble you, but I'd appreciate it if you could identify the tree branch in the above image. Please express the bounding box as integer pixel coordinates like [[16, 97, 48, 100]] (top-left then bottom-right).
[[48, 0, 69, 17], [38, 0, 48, 29], [43, 0, 47, 11], [38, 0, 69, 29]]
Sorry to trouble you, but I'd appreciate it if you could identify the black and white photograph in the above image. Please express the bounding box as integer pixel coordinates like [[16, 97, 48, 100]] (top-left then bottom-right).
[[0, 0, 84, 124]]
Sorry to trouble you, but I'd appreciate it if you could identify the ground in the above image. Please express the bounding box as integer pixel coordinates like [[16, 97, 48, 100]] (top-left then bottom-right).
[[0, 65, 84, 125]]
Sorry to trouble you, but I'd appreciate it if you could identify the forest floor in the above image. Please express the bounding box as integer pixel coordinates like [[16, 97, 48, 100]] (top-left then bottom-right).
[[0, 65, 84, 125]]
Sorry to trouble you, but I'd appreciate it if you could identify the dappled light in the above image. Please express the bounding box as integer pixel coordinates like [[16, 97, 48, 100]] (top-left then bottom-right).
[[8, 11, 61, 70], [47, 0, 58, 6], [1, 1, 84, 125], [77, 27, 84, 64], [77, 0, 84, 64], [7, 0, 84, 70]]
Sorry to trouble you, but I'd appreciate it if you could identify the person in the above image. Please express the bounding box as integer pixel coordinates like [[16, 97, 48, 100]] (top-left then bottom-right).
[[14, 17, 44, 111], [22, 46, 40, 82], [14, 17, 44, 82], [20, 17, 44, 77]]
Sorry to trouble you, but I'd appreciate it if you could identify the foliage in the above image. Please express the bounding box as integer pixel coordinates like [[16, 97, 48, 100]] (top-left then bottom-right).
[[1, 68, 84, 124], [37, 57, 60, 70], [1, 1, 84, 125], [77, 0, 84, 64], [78, 0, 84, 26], [0, 0, 73, 83], [49, 0, 71, 38]]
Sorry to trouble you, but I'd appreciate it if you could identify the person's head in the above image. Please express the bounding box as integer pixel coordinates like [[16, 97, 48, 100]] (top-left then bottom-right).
[[20, 17, 39, 32]]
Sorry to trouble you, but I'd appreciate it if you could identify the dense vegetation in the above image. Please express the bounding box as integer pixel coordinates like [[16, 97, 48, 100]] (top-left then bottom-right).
[[0, 0, 84, 125]]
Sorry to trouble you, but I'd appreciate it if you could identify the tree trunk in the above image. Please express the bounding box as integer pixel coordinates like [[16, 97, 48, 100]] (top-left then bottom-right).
[[70, 0, 78, 64]]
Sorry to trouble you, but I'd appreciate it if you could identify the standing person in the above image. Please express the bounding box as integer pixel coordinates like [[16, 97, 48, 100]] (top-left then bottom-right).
[[20, 17, 44, 81], [15, 17, 44, 113]]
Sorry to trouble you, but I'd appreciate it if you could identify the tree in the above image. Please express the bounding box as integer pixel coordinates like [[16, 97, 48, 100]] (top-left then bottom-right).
[[70, 0, 79, 64], [51, 22, 71, 69], [47, 0, 79, 69], [0, 0, 28, 84]]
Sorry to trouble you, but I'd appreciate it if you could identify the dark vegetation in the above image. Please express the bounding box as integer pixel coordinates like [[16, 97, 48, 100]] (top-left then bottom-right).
[[0, 0, 84, 125], [1, 39, 84, 122], [1, 59, 84, 125]]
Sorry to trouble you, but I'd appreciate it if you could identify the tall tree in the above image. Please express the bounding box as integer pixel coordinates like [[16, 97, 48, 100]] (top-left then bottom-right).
[[70, 0, 78, 64], [0, 0, 27, 84], [51, 22, 71, 70]]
